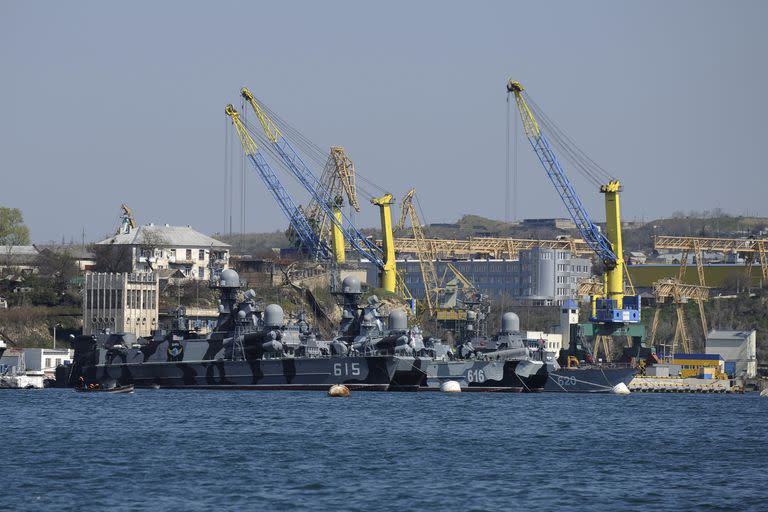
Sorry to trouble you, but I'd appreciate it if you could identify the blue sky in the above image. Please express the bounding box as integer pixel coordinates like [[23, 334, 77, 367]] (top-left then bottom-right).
[[2, 0, 766, 243]]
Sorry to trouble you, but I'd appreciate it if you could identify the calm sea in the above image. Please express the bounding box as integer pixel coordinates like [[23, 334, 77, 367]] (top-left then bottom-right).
[[2, 389, 766, 511]]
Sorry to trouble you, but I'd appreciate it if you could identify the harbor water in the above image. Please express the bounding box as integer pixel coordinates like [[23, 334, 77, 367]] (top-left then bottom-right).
[[3, 390, 767, 511]]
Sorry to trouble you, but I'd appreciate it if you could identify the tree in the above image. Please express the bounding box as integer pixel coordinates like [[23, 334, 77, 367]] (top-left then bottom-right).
[[0, 207, 30, 246], [92, 243, 133, 273]]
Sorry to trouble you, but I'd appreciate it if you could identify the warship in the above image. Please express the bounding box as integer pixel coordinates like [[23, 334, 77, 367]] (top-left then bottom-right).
[[65, 271, 554, 392], [66, 270, 426, 391], [542, 300, 637, 393], [416, 312, 550, 392]]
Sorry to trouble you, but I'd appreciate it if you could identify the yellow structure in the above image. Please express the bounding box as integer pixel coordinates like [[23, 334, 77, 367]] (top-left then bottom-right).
[[331, 204, 345, 264], [600, 180, 625, 309], [396, 188, 441, 317], [371, 193, 397, 293], [508, 79, 630, 317]]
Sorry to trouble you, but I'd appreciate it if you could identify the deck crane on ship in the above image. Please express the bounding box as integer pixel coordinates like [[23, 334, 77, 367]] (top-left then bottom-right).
[[507, 80, 643, 360]]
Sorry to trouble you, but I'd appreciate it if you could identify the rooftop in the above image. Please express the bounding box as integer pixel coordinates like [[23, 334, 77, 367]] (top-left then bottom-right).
[[97, 224, 229, 249]]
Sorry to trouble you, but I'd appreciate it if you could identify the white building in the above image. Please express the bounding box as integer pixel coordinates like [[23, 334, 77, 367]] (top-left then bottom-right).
[[705, 330, 757, 379], [97, 223, 230, 281], [23, 348, 74, 378], [83, 272, 159, 337]]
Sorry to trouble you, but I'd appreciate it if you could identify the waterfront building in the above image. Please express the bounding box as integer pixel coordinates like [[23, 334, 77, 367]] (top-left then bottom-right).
[[370, 247, 592, 305], [96, 223, 230, 281], [706, 330, 757, 379], [83, 272, 159, 337]]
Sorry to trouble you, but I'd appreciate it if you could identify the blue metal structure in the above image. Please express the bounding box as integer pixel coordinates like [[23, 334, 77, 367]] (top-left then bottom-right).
[[241, 89, 385, 268], [225, 105, 329, 259]]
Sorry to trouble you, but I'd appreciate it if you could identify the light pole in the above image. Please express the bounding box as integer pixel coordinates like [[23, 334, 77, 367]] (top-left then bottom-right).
[[53, 322, 62, 350]]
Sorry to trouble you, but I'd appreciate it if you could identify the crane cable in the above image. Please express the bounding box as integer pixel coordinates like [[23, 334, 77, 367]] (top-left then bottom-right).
[[523, 92, 615, 187]]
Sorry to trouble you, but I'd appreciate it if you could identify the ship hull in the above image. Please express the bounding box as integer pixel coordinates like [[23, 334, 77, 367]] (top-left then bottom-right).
[[80, 356, 413, 392], [544, 366, 636, 393], [417, 359, 548, 392]]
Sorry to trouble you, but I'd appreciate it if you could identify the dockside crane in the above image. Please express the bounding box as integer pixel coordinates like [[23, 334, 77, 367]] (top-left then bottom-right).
[[396, 188, 441, 317], [225, 105, 329, 259], [239, 88, 398, 293], [507, 80, 640, 324], [304, 146, 361, 264]]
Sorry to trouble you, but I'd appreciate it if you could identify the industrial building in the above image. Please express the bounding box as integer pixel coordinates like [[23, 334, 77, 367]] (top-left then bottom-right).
[[373, 247, 591, 305], [97, 223, 230, 281], [83, 272, 159, 337], [706, 330, 757, 379]]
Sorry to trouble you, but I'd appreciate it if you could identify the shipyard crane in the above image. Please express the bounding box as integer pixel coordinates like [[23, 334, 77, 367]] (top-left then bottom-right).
[[239, 88, 398, 293], [396, 188, 441, 316], [224, 105, 329, 259], [654, 235, 768, 287], [303, 146, 361, 264], [650, 278, 709, 356], [117, 204, 137, 235], [507, 80, 640, 326], [391, 236, 591, 260]]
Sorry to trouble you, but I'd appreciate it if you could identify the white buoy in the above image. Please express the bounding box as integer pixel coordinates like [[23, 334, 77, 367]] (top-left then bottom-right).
[[440, 380, 462, 393], [328, 384, 350, 397], [760, 389, 768, 397], [611, 382, 631, 395]]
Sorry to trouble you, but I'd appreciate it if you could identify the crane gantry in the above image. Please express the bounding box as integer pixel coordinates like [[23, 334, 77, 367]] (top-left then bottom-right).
[[650, 278, 710, 356]]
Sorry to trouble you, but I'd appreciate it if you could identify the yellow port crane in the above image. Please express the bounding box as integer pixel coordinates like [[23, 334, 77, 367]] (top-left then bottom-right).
[[396, 188, 441, 317], [391, 236, 591, 260], [507, 79, 640, 326], [305, 146, 360, 264]]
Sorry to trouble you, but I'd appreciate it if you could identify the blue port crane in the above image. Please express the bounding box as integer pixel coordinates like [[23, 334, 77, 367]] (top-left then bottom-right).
[[224, 104, 330, 259], [506, 80, 639, 325], [239, 88, 400, 292]]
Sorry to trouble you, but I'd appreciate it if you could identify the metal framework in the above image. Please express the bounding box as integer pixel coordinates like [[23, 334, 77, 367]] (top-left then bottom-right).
[[391, 236, 591, 260], [240, 88, 384, 268], [650, 278, 709, 356], [654, 234, 768, 284], [225, 105, 327, 257], [305, 146, 360, 248], [396, 188, 441, 317]]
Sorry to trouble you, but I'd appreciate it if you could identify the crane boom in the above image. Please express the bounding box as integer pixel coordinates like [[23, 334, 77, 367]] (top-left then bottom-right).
[[507, 81, 617, 266], [225, 105, 328, 258], [396, 188, 441, 316], [507, 80, 638, 324], [240, 88, 384, 269]]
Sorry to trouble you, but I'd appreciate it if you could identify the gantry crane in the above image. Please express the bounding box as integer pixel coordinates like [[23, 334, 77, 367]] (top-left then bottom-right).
[[650, 278, 709, 356], [238, 88, 398, 293], [224, 105, 328, 258], [391, 236, 591, 260], [654, 235, 768, 287]]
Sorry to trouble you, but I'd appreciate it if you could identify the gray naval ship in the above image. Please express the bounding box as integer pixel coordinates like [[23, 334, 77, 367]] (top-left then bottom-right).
[[65, 271, 550, 392], [415, 311, 549, 392], [66, 270, 427, 391]]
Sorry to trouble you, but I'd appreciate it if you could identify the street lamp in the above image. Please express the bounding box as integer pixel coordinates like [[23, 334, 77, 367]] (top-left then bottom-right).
[[53, 322, 62, 350]]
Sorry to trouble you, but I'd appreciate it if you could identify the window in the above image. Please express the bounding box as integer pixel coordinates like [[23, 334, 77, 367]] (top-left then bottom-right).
[[170, 249, 176, 258], [45, 358, 51, 368], [198, 249, 205, 261], [199, 267, 205, 279], [186, 249, 192, 260], [56, 358, 61, 366]]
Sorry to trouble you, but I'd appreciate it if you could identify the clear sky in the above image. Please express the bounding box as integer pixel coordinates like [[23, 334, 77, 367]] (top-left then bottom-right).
[[2, 0, 766, 244]]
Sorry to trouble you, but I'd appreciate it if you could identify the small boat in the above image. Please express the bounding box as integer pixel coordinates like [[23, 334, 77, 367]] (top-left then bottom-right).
[[75, 384, 134, 394]]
